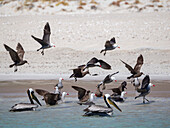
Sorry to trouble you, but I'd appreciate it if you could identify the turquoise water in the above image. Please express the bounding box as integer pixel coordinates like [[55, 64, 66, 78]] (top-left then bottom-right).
[[0, 96, 170, 128]]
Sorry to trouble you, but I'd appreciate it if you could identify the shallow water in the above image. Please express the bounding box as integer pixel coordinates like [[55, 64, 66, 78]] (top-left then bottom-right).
[[0, 79, 170, 128], [0, 96, 170, 128]]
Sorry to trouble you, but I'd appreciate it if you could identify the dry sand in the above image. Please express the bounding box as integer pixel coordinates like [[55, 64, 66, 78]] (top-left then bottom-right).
[[0, 13, 170, 76]]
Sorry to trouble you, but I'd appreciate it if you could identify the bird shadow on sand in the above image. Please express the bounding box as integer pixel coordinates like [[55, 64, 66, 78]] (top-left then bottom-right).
[[134, 101, 155, 105]]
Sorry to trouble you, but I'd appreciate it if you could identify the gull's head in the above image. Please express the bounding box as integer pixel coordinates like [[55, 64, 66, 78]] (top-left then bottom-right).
[[94, 62, 101, 67], [61, 92, 69, 102], [122, 91, 127, 95], [113, 44, 120, 49], [148, 83, 155, 87], [62, 92, 69, 96], [59, 77, 64, 81], [50, 43, 55, 47], [121, 91, 127, 97], [111, 76, 117, 82]]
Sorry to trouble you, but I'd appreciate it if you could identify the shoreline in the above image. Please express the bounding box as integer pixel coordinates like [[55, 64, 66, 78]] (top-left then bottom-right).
[[0, 76, 170, 98], [0, 73, 170, 81]]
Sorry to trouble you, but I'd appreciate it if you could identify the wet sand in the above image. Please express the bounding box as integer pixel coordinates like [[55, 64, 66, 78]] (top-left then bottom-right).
[[0, 79, 170, 99]]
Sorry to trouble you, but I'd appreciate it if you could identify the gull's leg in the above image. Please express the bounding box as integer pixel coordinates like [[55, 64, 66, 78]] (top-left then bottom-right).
[[145, 97, 149, 102], [104, 51, 106, 56], [41, 49, 44, 55], [14, 66, 17, 72], [143, 96, 145, 104]]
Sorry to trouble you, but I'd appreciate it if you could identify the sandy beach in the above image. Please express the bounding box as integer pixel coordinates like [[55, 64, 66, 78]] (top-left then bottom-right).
[[0, 12, 170, 76], [0, 0, 170, 97]]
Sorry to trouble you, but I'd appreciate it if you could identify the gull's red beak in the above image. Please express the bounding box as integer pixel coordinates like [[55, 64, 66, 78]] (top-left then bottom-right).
[[67, 93, 69, 95], [115, 80, 117, 82], [118, 46, 120, 48], [153, 85, 155, 87]]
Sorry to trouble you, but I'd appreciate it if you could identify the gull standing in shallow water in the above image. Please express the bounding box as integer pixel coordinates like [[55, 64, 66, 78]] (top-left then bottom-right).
[[100, 37, 120, 56], [54, 77, 64, 92], [120, 54, 144, 79], [83, 94, 122, 116], [10, 88, 42, 112], [31, 22, 55, 55], [135, 75, 155, 104], [4, 43, 29, 72]]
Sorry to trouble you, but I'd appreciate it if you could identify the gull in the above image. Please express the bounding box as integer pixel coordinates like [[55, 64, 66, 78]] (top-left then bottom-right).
[[31, 22, 55, 55]]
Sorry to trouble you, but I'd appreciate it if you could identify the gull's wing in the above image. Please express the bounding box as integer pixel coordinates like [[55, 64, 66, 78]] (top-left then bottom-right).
[[31, 35, 47, 46], [98, 59, 111, 70], [119, 81, 127, 92], [73, 68, 83, 76], [141, 75, 150, 89], [77, 64, 86, 70], [16, 43, 25, 60], [4, 44, 20, 63], [110, 71, 119, 77], [35, 89, 50, 96], [72, 86, 86, 100], [105, 41, 112, 48], [103, 75, 111, 83], [110, 88, 121, 95], [87, 57, 99, 65], [42, 22, 51, 44], [110, 37, 116, 44], [134, 54, 144, 73], [120, 59, 136, 74]]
